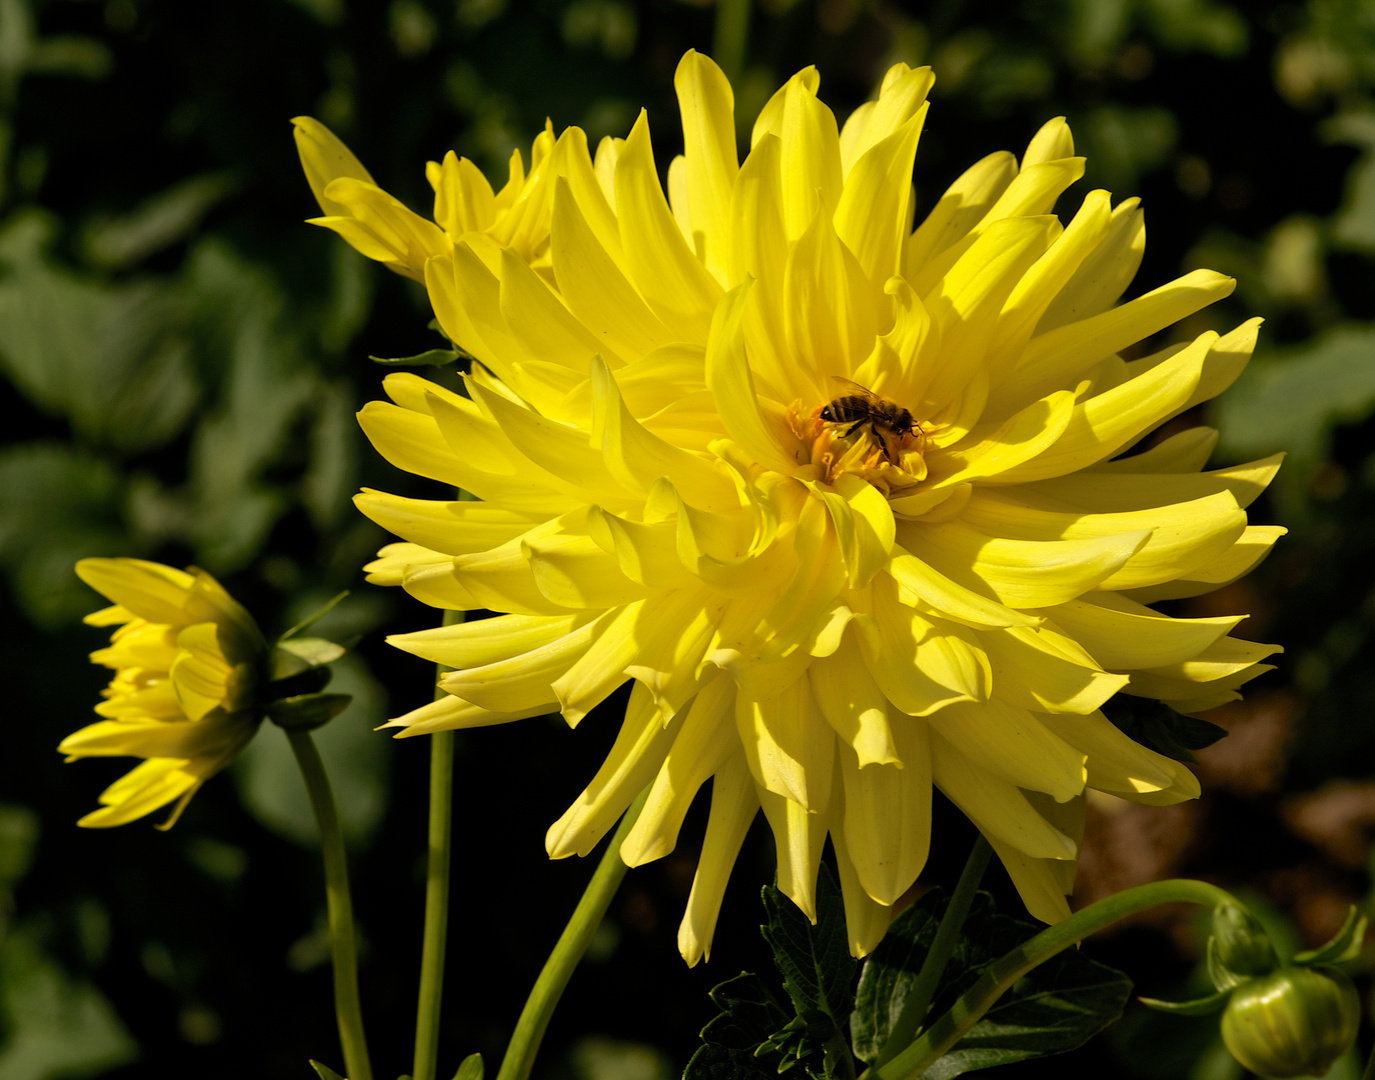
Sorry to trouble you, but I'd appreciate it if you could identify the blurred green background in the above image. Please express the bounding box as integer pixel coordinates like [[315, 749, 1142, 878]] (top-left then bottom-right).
[[3, 0, 1375, 1077]]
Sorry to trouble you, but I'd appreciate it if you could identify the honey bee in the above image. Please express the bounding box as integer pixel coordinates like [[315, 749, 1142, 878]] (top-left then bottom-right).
[[819, 378, 920, 465]]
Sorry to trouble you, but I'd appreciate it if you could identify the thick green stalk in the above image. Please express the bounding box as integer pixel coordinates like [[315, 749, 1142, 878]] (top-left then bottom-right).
[[287, 729, 374, 1080], [863, 879, 1237, 1080], [712, 0, 750, 87], [875, 837, 992, 1068], [413, 606, 466, 1080], [495, 787, 650, 1080]]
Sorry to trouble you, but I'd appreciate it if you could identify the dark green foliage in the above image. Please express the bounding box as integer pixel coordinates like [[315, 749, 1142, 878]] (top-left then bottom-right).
[[1101, 696, 1228, 764], [692, 880, 1131, 1080]]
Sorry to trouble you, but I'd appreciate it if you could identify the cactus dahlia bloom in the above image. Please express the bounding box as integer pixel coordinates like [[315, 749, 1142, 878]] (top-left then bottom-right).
[[332, 52, 1283, 962], [62, 559, 266, 828]]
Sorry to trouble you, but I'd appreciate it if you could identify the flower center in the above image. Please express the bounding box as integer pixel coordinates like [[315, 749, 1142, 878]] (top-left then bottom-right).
[[789, 395, 930, 495]]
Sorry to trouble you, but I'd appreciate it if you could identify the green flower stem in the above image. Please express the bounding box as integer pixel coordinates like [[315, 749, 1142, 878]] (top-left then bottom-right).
[[874, 836, 992, 1069], [495, 786, 651, 1080], [712, 0, 750, 87], [287, 728, 374, 1080], [863, 878, 1238, 1080], [413, 607, 466, 1080]]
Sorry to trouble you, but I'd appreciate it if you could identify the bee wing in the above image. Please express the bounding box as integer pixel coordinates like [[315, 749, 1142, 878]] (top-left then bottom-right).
[[828, 375, 876, 398]]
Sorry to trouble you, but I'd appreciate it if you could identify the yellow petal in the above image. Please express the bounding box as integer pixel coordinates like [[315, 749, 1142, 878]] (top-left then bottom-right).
[[432, 151, 496, 235], [886, 545, 1040, 628], [76, 558, 195, 625], [674, 50, 738, 283], [170, 623, 232, 721], [621, 673, 737, 864], [589, 356, 736, 511], [292, 116, 377, 218], [1037, 196, 1144, 333], [903, 518, 1149, 609], [757, 782, 828, 921], [929, 731, 1077, 860], [679, 752, 758, 965], [1045, 593, 1240, 671], [705, 282, 802, 474], [994, 269, 1234, 412], [859, 574, 984, 715], [904, 150, 1017, 280], [783, 209, 878, 397], [615, 110, 724, 340], [735, 673, 834, 812], [549, 682, 683, 859], [439, 608, 614, 712], [925, 699, 1085, 802], [808, 633, 899, 767], [354, 490, 546, 556], [383, 694, 551, 737], [779, 72, 843, 242], [387, 612, 595, 669], [551, 177, 672, 361], [837, 714, 931, 904], [978, 622, 1128, 714]]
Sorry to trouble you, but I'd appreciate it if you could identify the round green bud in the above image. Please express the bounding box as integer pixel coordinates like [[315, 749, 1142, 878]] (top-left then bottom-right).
[[1221, 966, 1360, 1079], [1212, 901, 1279, 980]]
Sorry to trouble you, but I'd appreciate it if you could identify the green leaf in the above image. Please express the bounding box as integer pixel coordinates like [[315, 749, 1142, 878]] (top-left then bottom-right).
[[1101, 696, 1226, 764], [759, 865, 857, 1079], [853, 892, 1132, 1079], [850, 889, 949, 1063], [1215, 324, 1375, 477], [0, 805, 38, 889], [266, 692, 352, 732], [309, 1062, 346, 1080], [686, 975, 789, 1080], [274, 636, 348, 674], [369, 347, 461, 368], [1138, 988, 1233, 1016], [0, 926, 138, 1080], [0, 211, 200, 456], [1295, 907, 1367, 967], [81, 173, 237, 270], [280, 592, 352, 643], [0, 442, 132, 627], [686, 871, 856, 1080], [234, 654, 390, 846], [452, 1051, 484, 1080]]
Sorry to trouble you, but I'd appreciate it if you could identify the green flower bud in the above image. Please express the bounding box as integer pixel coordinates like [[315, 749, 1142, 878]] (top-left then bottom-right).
[[1211, 901, 1279, 984], [1221, 966, 1360, 1079]]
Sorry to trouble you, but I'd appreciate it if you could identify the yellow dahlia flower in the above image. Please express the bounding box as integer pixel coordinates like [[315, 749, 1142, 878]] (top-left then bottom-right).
[[339, 51, 1283, 963], [293, 113, 571, 281], [62, 558, 266, 829]]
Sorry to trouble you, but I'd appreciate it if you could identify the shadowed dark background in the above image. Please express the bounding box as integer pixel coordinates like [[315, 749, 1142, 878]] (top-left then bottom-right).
[[3, 0, 1375, 1077]]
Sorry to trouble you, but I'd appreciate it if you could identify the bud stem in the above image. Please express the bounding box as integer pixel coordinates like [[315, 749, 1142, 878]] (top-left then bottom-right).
[[495, 785, 651, 1080], [862, 878, 1237, 1080], [287, 728, 374, 1080], [414, 604, 466, 1080], [874, 835, 993, 1068]]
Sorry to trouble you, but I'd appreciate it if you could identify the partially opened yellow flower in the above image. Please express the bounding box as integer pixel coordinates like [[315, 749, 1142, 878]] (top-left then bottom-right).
[[339, 51, 1282, 962], [62, 558, 266, 829], [293, 113, 591, 281]]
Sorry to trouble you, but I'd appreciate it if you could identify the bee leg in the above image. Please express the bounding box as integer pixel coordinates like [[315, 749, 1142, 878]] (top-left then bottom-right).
[[843, 419, 866, 439]]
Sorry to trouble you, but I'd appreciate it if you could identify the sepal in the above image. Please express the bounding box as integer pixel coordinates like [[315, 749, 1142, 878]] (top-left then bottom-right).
[[267, 692, 353, 731], [1137, 988, 1231, 1016], [451, 1053, 484, 1080], [1208, 901, 1279, 987], [309, 1062, 346, 1080], [1293, 905, 1366, 966]]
